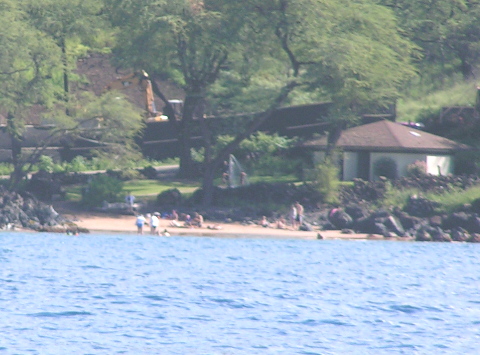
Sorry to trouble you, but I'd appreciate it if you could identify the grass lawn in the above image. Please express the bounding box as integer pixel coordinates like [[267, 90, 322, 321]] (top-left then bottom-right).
[[123, 179, 200, 196], [63, 173, 306, 205], [64, 179, 201, 202]]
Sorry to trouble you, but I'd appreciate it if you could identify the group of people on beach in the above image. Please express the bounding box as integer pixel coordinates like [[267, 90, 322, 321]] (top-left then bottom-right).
[[134, 209, 212, 235], [135, 212, 170, 236], [289, 201, 304, 229], [259, 201, 304, 230], [130, 185, 303, 235]]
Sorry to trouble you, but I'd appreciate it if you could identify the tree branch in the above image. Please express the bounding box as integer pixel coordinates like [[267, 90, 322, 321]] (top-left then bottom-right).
[[211, 80, 298, 170], [0, 68, 29, 76]]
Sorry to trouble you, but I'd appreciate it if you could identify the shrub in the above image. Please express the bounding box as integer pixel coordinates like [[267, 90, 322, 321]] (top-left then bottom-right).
[[106, 168, 142, 181], [0, 163, 13, 176], [373, 157, 398, 179], [454, 150, 480, 175], [37, 155, 55, 173], [249, 155, 302, 177], [310, 160, 340, 204], [157, 188, 182, 206], [67, 156, 88, 172], [81, 175, 124, 208], [141, 166, 158, 179], [407, 160, 427, 178]]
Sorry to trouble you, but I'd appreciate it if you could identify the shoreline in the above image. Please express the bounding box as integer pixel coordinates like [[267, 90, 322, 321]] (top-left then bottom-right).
[[62, 211, 391, 241]]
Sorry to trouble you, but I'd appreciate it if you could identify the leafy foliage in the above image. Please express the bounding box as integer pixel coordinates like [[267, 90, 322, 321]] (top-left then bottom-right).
[[81, 174, 124, 208], [454, 150, 480, 175], [250, 156, 303, 178], [406, 161, 427, 178], [36, 156, 55, 173], [156, 188, 182, 206], [309, 160, 340, 204], [214, 133, 296, 160], [380, 0, 480, 82]]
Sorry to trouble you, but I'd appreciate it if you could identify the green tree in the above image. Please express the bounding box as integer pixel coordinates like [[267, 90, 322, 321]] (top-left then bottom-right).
[[199, 0, 417, 205], [381, 0, 480, 83], [0, 0, 143, 189], [311, 159, 340, 204], [81, 174, 124, 208], [0, 0, 63, 186], [7, 89, 144, 188], [105, 0, 249, 177], [105, 0, 416, 205], [25, 0, 108, 110]]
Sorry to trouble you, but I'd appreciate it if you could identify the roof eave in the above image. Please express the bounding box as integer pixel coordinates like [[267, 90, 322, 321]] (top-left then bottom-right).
[[307, 145, 470, 154]]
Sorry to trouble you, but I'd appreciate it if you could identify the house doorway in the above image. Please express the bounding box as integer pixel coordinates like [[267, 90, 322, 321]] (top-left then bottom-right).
[[357, 152, 370, 180]]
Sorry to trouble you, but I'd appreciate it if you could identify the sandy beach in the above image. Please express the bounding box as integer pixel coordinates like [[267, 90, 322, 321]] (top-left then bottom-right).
[[60, 210, 379, 240]]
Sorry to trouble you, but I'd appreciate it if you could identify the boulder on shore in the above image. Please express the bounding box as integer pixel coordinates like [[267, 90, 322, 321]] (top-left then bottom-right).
[[0, 188, 83, 233]]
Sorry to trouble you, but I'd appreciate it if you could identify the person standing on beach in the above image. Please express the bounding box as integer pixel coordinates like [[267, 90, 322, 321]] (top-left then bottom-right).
[[150, 213, 160, 235], [135, 214, 147, 234], [289, 204, 297, 229], [125, 192, 135, 213], [295, 201, 304, 229], [240, 171, 247, 185]]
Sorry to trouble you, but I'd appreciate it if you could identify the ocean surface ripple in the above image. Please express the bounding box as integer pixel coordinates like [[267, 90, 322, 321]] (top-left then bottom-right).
[[0, 233, 479, 354]]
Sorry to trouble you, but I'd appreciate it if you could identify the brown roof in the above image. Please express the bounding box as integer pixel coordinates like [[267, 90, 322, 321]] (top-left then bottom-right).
[[304, 119, 470, 153]]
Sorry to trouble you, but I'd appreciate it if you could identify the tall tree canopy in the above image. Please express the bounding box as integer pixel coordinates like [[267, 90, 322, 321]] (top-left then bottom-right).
[[381, 0, 480, 83], [25, 0, 108, 104], [105, 0, 417, 203], [0, 0, 144, 187], [105, 0, 248, 177], [0, 0, 62, 185]]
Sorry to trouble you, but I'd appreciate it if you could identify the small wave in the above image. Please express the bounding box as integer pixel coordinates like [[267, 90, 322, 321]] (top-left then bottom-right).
[[210, 297, 254, 309], [121, 333, 154, 340], [424, 305, 443, 312], [427, 317, 446, 322], [144, 295, 167, 301], [81, 265, 102, 269], [0, 279, 15, 283], [375, 343, 419, 351], [300, 318, 351, 326], [434, 343, 450, 349], [185, 315, 213, 321], [319, 318, 351, 326], [389, 304, 423, 314], [28, 311, 93, 318], [226, 256, 244, 261]]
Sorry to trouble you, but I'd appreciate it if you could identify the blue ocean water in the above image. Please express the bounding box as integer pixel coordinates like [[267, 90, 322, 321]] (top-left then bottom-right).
[[0, 233, 479, 355]]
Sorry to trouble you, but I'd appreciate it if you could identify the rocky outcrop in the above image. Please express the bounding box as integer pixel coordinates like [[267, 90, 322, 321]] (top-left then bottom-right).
[[0, 188, 84, 233], [318, 175, 480, 242], [318, 201, 480, 243]]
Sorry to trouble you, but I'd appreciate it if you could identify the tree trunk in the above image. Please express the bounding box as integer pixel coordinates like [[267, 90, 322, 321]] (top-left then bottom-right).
[[201, 163, 217, 206], [177, 93, 203, 178], [60, 36, 70, 116], [7, 114, 25, 189], [325, 124, 343, 158]]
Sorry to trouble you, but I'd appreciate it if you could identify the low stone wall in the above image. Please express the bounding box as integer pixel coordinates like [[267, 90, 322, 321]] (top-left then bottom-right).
[[340, 175, 480, 204]]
